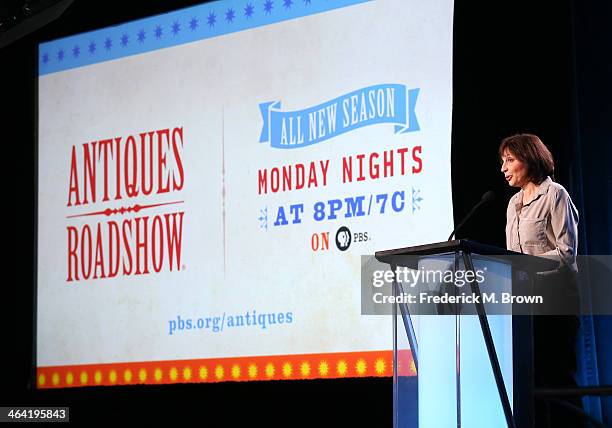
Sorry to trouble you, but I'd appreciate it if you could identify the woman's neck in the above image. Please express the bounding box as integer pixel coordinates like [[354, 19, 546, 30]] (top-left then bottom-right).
[[521, 181, 539, 203]]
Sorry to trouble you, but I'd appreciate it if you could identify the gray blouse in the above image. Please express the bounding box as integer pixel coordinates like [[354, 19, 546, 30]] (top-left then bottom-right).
[[505, 177, 579, 271]]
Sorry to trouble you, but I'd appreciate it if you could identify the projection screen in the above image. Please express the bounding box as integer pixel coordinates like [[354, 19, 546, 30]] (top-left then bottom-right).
[[36, 0, 453, 388]]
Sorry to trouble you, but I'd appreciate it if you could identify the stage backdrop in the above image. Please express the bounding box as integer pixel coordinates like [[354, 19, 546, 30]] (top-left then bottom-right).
[[36, 0, 453, 388]]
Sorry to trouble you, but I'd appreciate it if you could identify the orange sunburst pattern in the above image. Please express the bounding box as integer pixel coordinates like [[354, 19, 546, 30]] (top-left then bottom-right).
[[36, 350, 416, 389]]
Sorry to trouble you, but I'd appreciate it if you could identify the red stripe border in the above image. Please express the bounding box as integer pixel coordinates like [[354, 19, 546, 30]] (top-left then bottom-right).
[[36, 349, 416, 388]]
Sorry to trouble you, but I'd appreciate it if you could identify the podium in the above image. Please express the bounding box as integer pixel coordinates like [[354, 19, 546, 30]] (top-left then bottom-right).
[[374, 240, 559, 428]]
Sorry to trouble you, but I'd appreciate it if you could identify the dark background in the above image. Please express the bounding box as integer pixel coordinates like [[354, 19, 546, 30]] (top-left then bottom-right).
[[2, 0, 610, 425]]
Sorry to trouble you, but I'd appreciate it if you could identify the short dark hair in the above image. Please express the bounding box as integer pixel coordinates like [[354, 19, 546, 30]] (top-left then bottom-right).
[[499, 133, 555, 183]]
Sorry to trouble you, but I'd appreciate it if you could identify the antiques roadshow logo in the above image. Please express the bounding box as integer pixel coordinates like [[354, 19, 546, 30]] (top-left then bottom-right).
[[64, 126, 185, 283]]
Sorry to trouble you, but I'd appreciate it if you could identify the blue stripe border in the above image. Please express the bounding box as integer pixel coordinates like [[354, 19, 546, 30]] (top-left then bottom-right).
[[39, 0, 370, 76]]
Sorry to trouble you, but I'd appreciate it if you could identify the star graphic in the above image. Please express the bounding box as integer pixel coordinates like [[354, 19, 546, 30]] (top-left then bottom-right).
[[137, 29, 146, 43], [72, 45, 80, 57], [225, 8, 235, 23], [189, 17, 199, 31], [172, 21, 181, 36], [88, 41, 96, 54], [207, 11, 217, 27], [120, 33, 129, 47], [104, 37, 112, 51], [283, 0, 292, 9], [264, 0, 274, 14], [303, 0, 311, 4], [258, 207, 268, 230], [57, 49, 64, 61], [42, 52, 49, 64], [412, 188, 424, 213], [155, 25, 163, 39], [244, 3, 254, 18]]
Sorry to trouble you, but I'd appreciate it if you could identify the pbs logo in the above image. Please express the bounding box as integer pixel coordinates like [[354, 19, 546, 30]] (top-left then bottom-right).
[[335, 226, 352, 251]]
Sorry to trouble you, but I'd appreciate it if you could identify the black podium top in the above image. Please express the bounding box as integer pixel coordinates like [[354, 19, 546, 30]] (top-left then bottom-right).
[[374, 239, 559, 272]]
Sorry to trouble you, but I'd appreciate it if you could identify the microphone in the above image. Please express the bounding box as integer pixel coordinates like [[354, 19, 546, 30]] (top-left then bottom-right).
[[447, 191, 495, 241]]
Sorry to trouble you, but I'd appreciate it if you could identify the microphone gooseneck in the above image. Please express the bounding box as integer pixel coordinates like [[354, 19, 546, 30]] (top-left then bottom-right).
[[447, 191, 495, 241]]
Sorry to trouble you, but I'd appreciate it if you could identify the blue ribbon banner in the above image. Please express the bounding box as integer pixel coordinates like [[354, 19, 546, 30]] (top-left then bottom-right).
[[259, 84, 420, 149]]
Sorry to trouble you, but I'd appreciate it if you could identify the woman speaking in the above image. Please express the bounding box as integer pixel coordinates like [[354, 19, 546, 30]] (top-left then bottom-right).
[[499, 133, 582, 427]]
